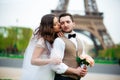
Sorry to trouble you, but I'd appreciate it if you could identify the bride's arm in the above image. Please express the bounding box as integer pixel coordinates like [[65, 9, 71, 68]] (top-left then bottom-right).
[[31, 45, 61, 66]]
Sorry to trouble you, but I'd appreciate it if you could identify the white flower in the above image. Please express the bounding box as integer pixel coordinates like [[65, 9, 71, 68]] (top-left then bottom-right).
[[79, 54, 94, 67]]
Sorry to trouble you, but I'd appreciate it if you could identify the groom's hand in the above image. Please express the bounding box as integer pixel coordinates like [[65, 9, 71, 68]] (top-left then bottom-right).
[[75, 67, 87, 77], [80, 67, 87, 77]]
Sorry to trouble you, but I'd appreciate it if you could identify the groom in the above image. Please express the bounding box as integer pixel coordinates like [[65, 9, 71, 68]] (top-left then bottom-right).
[[50, 13, 87, 80]]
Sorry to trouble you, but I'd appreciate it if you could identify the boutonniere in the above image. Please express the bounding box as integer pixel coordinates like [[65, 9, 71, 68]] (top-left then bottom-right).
[[76, 54, 94, 68]]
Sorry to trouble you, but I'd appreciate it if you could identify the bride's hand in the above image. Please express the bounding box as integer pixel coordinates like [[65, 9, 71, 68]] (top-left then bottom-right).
[[57, 31, 64, 37], [50, 58, 62, 65]]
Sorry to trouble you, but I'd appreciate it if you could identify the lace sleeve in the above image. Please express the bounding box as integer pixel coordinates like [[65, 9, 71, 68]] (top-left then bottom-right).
[[36, 38, 46, 48]]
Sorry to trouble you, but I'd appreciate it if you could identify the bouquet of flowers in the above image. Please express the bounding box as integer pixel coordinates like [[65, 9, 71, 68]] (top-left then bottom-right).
[[76, 54, 94, 68]]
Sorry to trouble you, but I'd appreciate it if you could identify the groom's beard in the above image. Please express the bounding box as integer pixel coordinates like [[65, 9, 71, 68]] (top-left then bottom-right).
[[61, 30, 72, 33]]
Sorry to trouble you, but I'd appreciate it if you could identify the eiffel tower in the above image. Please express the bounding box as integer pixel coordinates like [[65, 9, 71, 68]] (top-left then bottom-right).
[[51, 0, 114, 52]]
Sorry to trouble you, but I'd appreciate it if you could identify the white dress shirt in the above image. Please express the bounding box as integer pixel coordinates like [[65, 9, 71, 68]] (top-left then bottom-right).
[[50, 31, 86, 74]]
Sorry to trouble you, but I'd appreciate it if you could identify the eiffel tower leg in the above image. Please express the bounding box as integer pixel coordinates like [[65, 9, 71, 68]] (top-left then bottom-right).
[[90, 34, 100, 56]]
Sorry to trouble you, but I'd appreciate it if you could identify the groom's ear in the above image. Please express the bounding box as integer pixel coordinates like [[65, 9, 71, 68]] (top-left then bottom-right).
[[73, 22, 75, 28]]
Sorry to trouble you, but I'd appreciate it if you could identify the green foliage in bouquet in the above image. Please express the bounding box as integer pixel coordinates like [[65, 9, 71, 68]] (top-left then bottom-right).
[[76, 56, 89, 66]]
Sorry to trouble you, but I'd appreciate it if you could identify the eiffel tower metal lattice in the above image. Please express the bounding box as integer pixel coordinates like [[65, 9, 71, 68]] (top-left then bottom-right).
[[51, 0, 115, 52]]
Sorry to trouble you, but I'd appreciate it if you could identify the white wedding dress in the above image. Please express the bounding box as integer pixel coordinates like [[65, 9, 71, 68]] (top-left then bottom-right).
[[21, 36, 55, 80]]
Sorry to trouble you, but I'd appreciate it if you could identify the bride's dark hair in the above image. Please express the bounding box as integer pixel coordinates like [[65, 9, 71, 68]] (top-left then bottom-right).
[[34, 14, 57, 44]]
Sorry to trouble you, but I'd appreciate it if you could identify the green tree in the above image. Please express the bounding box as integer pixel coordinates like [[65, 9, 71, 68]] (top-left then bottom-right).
[[0, 26, 33, 55]]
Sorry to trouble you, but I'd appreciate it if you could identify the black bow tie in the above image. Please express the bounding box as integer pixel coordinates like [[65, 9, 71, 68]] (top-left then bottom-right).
[[68, 34, 76, 39]]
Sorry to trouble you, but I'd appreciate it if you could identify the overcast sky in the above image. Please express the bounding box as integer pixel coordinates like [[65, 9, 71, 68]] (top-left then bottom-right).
[[0, 0, 120, 44]]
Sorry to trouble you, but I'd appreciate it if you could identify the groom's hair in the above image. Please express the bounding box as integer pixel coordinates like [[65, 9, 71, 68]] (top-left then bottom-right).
[[59, 13, 74, 22]]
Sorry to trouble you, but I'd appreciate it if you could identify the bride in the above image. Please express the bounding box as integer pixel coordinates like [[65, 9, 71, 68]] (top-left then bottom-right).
[[21, 14, 63, 80]]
